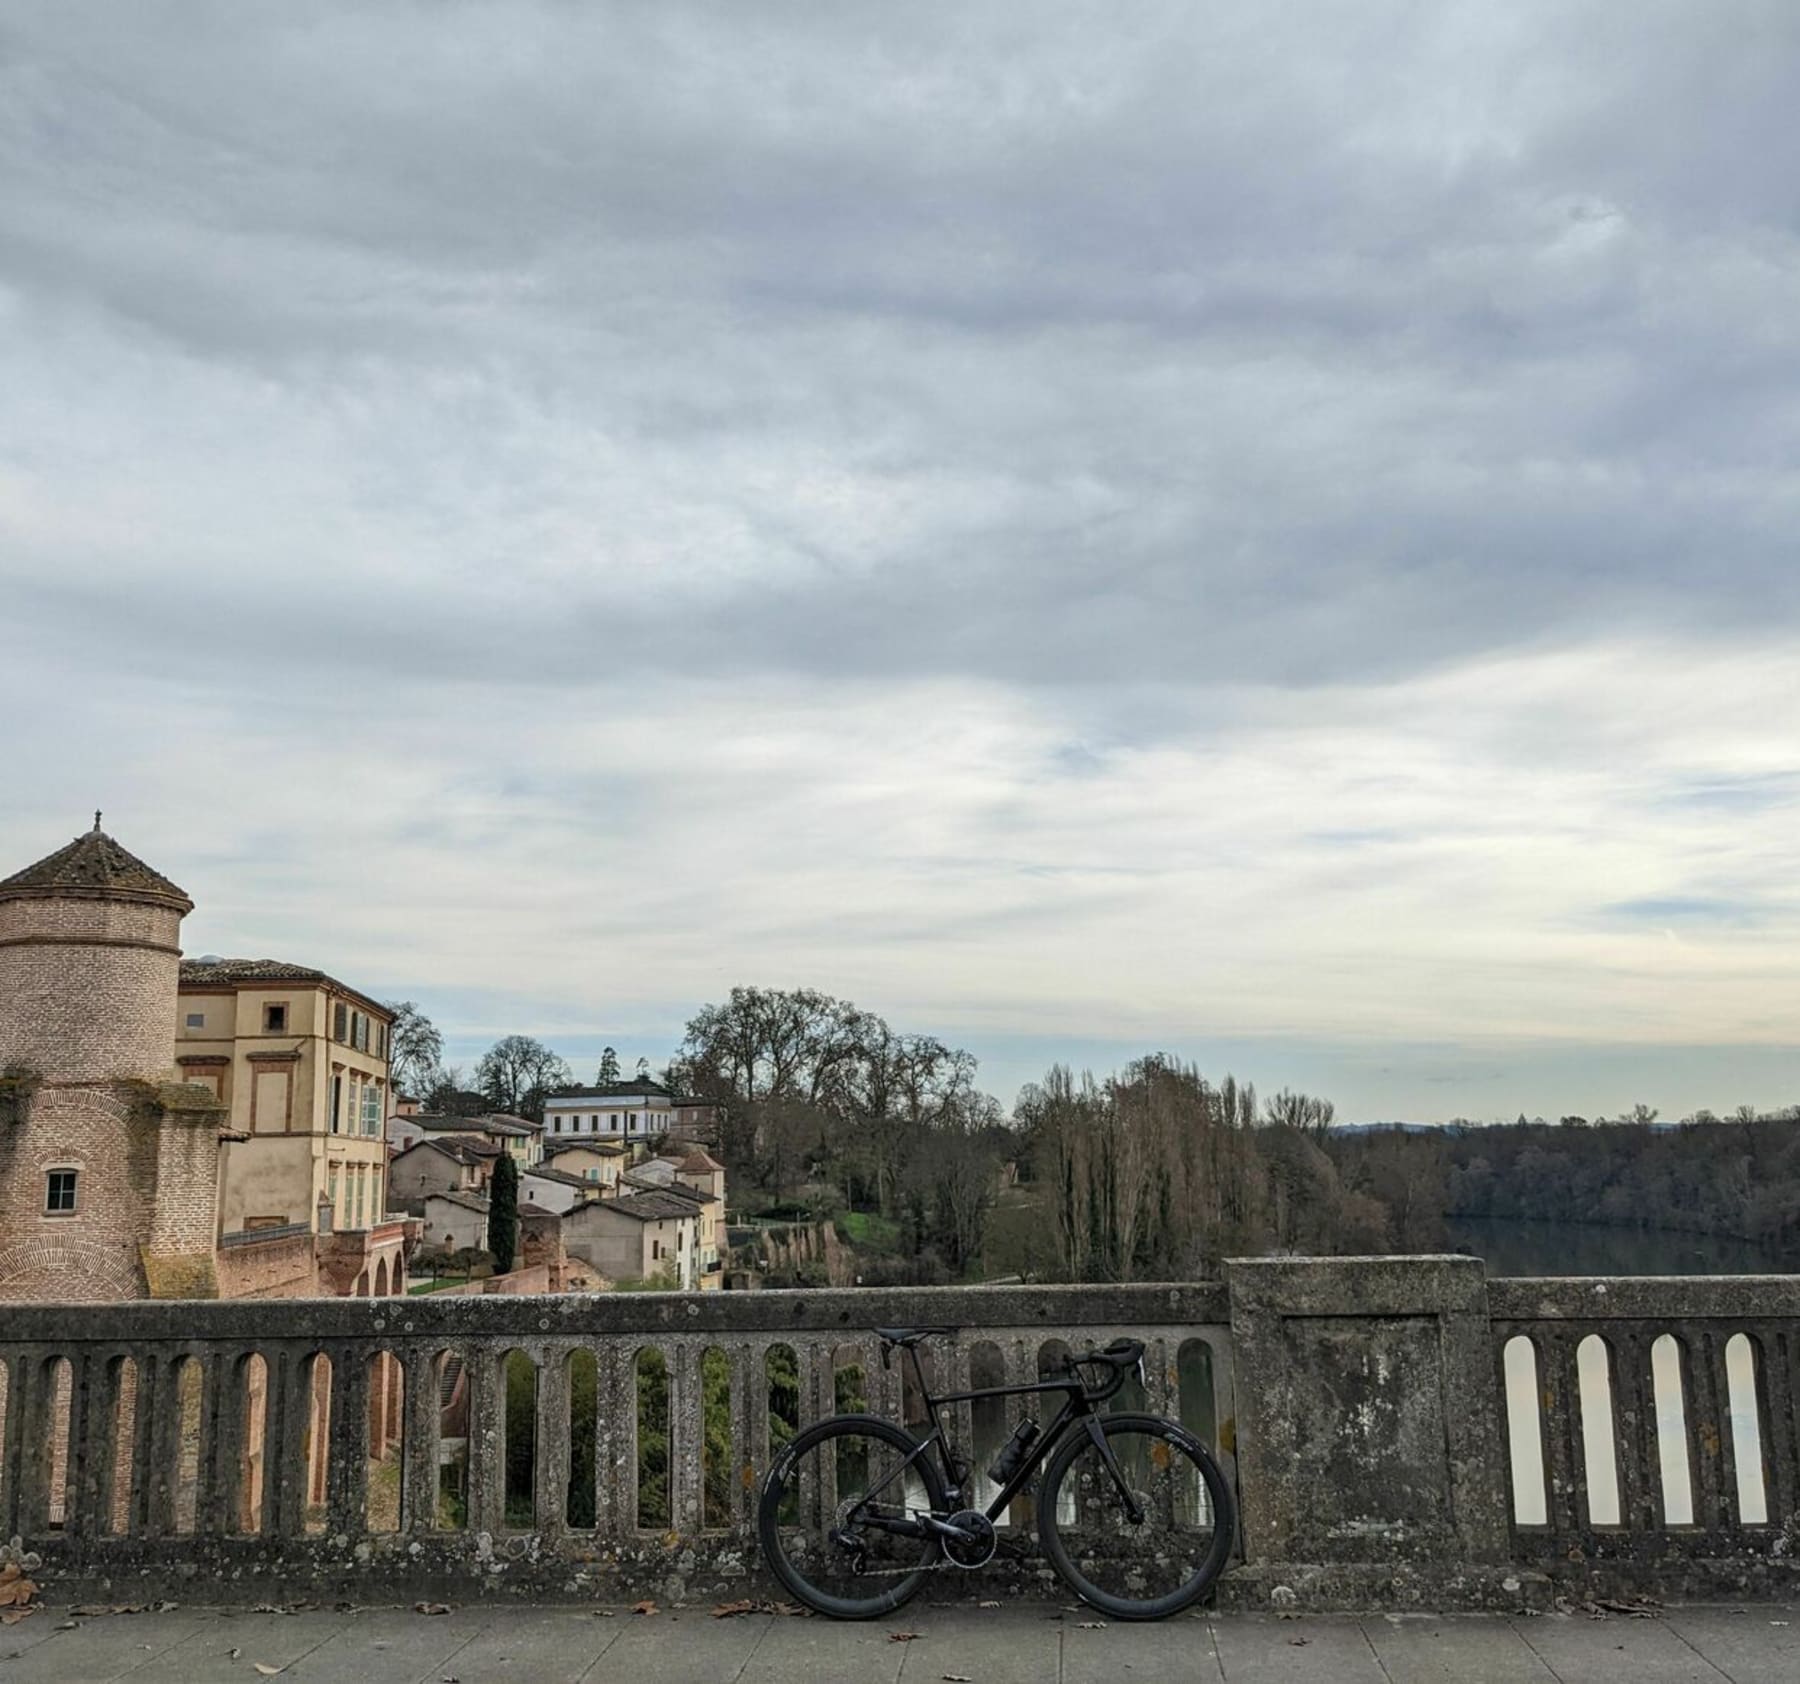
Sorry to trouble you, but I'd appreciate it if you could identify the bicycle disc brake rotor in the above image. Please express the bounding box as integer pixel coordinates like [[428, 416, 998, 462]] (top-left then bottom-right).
[[941, 1508, 997, 1569]]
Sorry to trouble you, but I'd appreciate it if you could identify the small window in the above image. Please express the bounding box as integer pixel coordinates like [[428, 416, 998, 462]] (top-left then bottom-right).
[[184, 1011, 205, 1029], [333, 1001, 349, 1042], [46, 1169, 78, 1214], [264, 1002, 288, 1033]]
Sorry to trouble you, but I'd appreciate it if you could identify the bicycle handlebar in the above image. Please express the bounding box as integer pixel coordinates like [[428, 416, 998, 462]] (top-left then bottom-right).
[[1064, 1337, 1145, 1402]]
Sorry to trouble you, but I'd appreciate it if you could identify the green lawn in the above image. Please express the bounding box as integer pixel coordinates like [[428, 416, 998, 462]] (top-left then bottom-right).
[[838, 1209, 902, 1250]]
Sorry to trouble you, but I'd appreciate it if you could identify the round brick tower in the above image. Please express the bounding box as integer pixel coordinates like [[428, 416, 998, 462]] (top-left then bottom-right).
[[0, 816, 194, 1082]]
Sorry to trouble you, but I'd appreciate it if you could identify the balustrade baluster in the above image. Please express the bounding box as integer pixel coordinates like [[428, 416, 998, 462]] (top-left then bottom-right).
[[665, 1342, 699, 1536], [464, 1348, 504, 1535], [59, 1350, 105, 1541], [196, 1350, 236, 1540], [141, 1349, 185, 1538], [1609, 1331, 1657, 1534], [12, 1352, 58, 1538], [1686, 1331, 1727, 1534], [535, 1346, 571, 1538], [261, 1348, 310, 1538], [595, 1344, 635, 1533], [1539, 1331, 1580, 1536], [1758, 1326, 1799, 1527], [400, 1349, 438, 1534], [727, 1345, 756, 1532], [325, 1343, 370, 1535]]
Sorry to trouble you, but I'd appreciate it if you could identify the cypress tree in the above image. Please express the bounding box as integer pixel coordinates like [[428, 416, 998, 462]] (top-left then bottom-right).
[[489, 1153, 519, 1273]]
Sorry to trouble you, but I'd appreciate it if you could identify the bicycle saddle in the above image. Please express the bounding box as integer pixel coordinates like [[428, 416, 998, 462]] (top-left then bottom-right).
[[873, 1325, 956, 1347]]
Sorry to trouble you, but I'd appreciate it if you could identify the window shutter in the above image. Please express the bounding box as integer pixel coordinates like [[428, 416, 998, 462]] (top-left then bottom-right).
[[334, 1002, 348, 1042]]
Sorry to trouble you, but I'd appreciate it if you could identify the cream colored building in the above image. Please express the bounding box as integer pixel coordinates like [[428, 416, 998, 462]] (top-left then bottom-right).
[[562, 1189, 698, 1287], [539, 1139, 627, 1191], [177, 959, 395, 1236]]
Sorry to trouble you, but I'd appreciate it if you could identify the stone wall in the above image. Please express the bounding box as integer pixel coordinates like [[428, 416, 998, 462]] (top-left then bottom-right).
[[2, 1264, 1797, 1610], [215, 1227, 321, 1300]]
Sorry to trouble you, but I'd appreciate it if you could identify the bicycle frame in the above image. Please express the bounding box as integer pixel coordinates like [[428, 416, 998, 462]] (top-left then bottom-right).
[[852, 1344, 1147, 1535]]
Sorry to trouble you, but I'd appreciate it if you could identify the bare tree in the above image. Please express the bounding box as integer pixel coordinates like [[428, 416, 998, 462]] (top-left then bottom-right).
[[475, 1035, 572, 1118], [384, 1000, 444, 1098]]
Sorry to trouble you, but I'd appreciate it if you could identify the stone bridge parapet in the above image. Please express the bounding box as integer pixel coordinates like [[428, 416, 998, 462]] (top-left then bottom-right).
[[0, 1263, 1795, 1609]]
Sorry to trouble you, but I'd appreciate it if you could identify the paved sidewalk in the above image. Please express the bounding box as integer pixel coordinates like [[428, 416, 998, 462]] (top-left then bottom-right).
[[1, 1600, 1797, 1683]]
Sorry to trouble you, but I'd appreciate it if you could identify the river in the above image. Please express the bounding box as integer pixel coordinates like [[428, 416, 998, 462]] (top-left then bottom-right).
[[1444, 1215, 1795, 1277]]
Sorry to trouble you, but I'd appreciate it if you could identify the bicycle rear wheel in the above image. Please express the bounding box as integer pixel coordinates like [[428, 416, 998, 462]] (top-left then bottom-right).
[[1037, 1413, 1235, 1619], [757, 1413, 948, 1619]]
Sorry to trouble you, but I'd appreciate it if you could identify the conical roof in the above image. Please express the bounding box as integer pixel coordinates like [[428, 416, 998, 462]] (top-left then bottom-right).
[[0, 817, 193, 913]]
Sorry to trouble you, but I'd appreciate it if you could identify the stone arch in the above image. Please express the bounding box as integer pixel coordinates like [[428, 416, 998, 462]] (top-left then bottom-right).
[[373, 1256, 389, 1296], [0, 1236, 141, 1301]]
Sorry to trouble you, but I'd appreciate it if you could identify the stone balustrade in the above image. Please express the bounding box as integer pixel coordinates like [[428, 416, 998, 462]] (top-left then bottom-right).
[[1, 1262, 1795, 1608]]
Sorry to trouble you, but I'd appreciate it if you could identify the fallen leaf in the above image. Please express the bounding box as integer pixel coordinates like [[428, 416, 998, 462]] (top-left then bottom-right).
[[0, 1609, 37, 1627], [254, 1667, 283, 1678], [978, 1600, 1001, 1609], [1076, 1621, 1107, 1630], [1288, 1636, 1311, 1646], [632, 1600, 658, 1616], [888, 1630, 921, 1642], [942, 1675, 973, 1682], [414, 1602, 453, 1616], [56, 1620, 78, 1631], [713, 1600, 757, 1619], [0, 1575, 36, 1609]]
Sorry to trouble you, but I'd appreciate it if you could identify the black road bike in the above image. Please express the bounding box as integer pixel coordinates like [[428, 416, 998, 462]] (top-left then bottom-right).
[[757, 1326, 1235, 1620]]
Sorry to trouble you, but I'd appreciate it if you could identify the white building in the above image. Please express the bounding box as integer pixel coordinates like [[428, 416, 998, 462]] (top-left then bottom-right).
[[542, 1080, 680, 1144]]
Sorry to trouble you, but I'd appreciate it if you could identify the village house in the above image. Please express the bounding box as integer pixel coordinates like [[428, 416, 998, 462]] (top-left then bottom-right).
[[519, 1161, 601, 1215], [387, 1110, 541, 1166], [539, 1138, 627, 1191], [387, 1135, 499, 1214], [422, 1188, 489, 1253], [562, 1189, 699, 1287]]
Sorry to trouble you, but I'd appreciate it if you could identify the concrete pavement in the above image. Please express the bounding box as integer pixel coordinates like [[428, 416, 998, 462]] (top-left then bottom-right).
[[1, 1600, 1797, 1682]]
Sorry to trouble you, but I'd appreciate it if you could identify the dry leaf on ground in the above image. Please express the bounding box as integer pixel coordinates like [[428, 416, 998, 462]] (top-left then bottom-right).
[[413, 1602, 453, 1616], [253, 1667, 283, 1678], [888, 1630, 921, 1642], [1076, 1620, 1107, 1629], [713, 1600, 756, 1618], [977, 1600, 1001, 1608], [632, 1600, 658, 1616], [942, 1675, 974, 1681]]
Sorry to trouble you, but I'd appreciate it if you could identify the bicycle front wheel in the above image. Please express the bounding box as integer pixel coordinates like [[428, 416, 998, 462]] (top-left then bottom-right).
[[758, 1413, 948, 1619], [1037, 1413, 1235, 1619]]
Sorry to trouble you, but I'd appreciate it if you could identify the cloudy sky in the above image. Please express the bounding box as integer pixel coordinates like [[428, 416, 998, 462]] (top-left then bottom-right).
[[4, 2, 1798, 1120]]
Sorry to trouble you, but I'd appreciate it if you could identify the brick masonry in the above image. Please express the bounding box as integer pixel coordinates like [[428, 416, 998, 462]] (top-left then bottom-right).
[[0, 836, 235, 1302]]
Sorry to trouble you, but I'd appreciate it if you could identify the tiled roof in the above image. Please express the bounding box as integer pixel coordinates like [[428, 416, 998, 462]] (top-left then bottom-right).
[[180, 957, 392, 1017], [593, 1190, 701, 1224], [427, 1189, 490, 1215], [677, 1150, 726, 1173], [0, 823, 192, 912], [523, 1165, 601, 1190], [658, 1180, 717, 1206], [402, 1113, 535, 1138], [543, 1139, 627, 1158]]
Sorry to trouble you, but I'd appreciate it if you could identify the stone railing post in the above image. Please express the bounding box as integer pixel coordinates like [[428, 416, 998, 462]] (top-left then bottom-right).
[[1225, 1255, 1526, 1607]]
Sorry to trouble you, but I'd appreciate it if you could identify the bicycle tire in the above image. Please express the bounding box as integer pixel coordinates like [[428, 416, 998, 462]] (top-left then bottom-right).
[[1037, 1412, 1235, 1620], [758, 1413, 949, 1619]]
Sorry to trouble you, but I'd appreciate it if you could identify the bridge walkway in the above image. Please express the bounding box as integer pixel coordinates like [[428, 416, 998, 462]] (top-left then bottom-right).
[[1, 1600, 1796, 1683]]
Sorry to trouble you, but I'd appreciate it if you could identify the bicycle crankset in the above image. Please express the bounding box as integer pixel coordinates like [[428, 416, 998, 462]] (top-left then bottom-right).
[[939, 1508, 997, 1569]]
